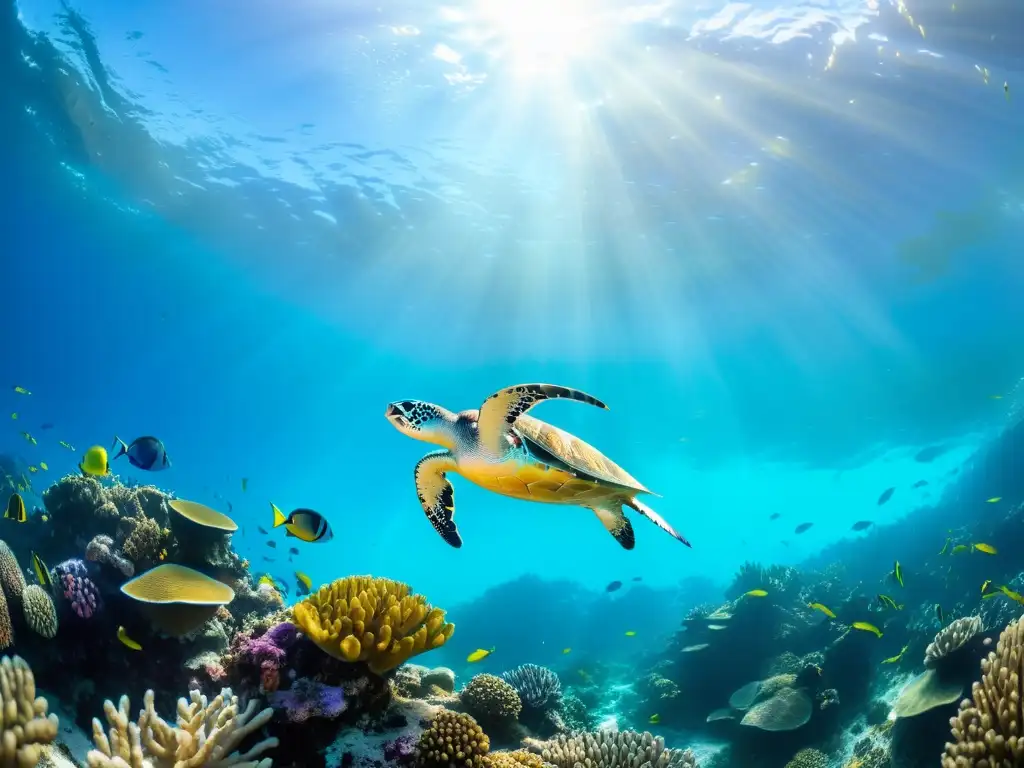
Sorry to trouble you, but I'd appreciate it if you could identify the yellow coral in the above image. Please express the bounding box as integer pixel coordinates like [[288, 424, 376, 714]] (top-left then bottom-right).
[[416, 710, 489, 768], [293, 576, 454, 674], [0, 655, 59, 766]]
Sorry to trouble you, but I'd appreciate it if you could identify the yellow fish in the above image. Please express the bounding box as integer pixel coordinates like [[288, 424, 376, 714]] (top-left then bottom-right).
[[9, 413, 15, 420], [467, 648, 494, 663], [117, 626, 142, 651], [851, 621, 883, 638], [990, 394, 1003, 399], [40, 515, 48, 523], [744, 589, 768, 598], [12, 386, 30, 395], [39, 462, 47, 471], [257, 575, 278, 590], [79, 446, 110, 477], [27, 466, 37, 474], [974, 543, 997, 555], [882, 644, 909, 664], [999, 586, 1024, 605], [982, 580, 993, 595], [295, 571, 312, 595], [987, 497, 1002, 503], [4, 493, 26, 524], [21, 433, 36, 446], [951, 544, 970, 554], [562, 648, 572, 654], [892, 561, 904, 588], [807, 602, 836, 619], [31, 552, 51, 590], [59, 441, 75, 451], [648, 714, 661, 725]]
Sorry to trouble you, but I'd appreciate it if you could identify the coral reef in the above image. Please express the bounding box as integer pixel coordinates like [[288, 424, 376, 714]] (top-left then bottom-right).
[[0, 655, 59, 766], [415, 710, 490, 768], [54, 559, 101, 619], [267, 678, 346, 722], [293, 576, 454, 674], [22, 585, 58, 639], [501, 665, 562, 712], [460, 674, 523, 725], [528, 730, 698, 768], [783, 749, 829, 768], [925, 616, 982, 668]]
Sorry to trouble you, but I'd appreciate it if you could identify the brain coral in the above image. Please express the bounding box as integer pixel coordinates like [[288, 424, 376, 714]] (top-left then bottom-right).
[[461, 674, 522, 722], [22, 585, 58, 639], [531, 730, 697, 768], [501, 664, 562, 711], [943, 614, 1024, 766], [293, 575, 454, 674], [416, 710, 490, 768]]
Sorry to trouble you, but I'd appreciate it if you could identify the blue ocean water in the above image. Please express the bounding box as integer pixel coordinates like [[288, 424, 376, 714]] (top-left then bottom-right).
[[2, 0, 1023, 681]]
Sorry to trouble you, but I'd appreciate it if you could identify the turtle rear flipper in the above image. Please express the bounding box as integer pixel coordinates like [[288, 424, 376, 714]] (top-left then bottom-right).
[[415, 451, 462, 548], [477, 383, 607, 456], [627, 497, 692, 547], [591, 505, 635, 550]]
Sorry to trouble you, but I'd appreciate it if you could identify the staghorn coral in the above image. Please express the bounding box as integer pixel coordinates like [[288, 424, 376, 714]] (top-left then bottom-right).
[[86, 687, 277, 768], [293, 576, 454, 674], [529, 730, 697, 768], [501, 665, 561, 712], [926, 615, 983, 668], [461, 674, 522, 723], [0, 655, 59, 767], [784, 748, 829, 768], [22, 585, 58, 639], [0, 541, 26, 605], [416, 710, 490, 768], [943, 614, 1024, 766]]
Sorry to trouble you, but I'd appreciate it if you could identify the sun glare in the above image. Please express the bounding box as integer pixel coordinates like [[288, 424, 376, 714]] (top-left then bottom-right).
[[473, 0, 597, 75]]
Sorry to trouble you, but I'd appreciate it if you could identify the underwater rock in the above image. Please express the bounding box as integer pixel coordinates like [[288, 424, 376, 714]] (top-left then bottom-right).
[[421, 666, 455, 693]]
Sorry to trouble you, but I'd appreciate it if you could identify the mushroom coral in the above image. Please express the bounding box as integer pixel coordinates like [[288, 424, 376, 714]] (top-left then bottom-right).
[[293, 575, 454, 674]]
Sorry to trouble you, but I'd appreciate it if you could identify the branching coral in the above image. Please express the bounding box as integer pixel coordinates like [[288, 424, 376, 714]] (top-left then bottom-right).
[[461, 674, 522, 723], [86, 687, 277, 768], [0, 655, 59, 767], [292, 576, 454, 674], [529, 730, 697, 768], [416, 710, 490, 768], [943, 614, 1024, 766], [501, 665, 562, 712], [926, 615, 983, 668]]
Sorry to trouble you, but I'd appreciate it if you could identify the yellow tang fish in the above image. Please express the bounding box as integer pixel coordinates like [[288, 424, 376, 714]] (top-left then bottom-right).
[[851, 621, 883, 638], [987, 497, 1002, 503], [951, 544, 969, 554], [562, 648, 572, 654], [648, 714, 661, 725], [892, 561, 904, 588], [882, 644, 909, 664], [117, 626, 143, 651], [625, 631, 637, 637], [744, 589, 768, 598], [31, 552, 51, 590], [39, 462, 47, 471], [982, 580, 993, 595], [974, 543, 997, 555], [79, 445, 110, 477], [466, 648, 494, 663], [807, 602, 836, 619], [12, 386, 30, 395], [4, 493, 26, 524]]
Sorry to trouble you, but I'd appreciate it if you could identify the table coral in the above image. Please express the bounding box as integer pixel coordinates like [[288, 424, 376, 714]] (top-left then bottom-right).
[[86, 687, 277, 768]]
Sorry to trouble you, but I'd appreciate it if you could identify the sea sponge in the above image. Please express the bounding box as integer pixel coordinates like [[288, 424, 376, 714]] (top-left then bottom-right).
[[461, 674, 522, 722], [86, 687, 277, 768], [784, 748, 829, 768], [120, 563, 235, 636], [0, 655, 59, 766], [530, 730, 697, 768], [926, 615, 983, 667], [740, 687, 813, 731], [169, 499, 238, 532], [22, 585, 58, 639], [293, 576, 454, 674], [416, 710, 490, 768], [501, 664, 562, 711], [0, 541, 26, 605], [943, 614, 1024, 765]]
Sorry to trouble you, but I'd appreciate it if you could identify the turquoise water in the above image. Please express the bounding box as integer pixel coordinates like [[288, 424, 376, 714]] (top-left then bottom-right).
[[3, 0, 1023, 618]]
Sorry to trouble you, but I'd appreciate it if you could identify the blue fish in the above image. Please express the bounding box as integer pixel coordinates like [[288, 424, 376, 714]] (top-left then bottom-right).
[[112, 436, 170, 471]]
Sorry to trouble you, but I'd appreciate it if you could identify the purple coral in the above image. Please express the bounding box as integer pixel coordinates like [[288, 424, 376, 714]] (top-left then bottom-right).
[[234, 622, 299, 693], [267, 678, 346, 722], [54, 559, 102, 618]]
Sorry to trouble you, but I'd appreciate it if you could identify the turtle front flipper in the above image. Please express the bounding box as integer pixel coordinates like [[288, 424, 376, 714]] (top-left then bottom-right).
[[626, 497, 692, 547], [414, 450, 462, 548], [591, 505, 635, 550], [477, 384, 608, 456]]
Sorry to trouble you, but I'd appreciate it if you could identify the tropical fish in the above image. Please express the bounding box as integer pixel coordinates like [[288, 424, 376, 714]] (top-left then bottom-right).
[[876, 594, 901, 611], [974, 543, 997, 555], [4, 493, 25, 523], [951, 544, 970, 554], [987, 497, 1002, 503], [882, 644, 909, 664], [851, 621, 883, 638], [242, 477, 249, 492], [912, 480, 928, 488], [9, 413, 15, 420], [258, 526, 269, 535], [625, 631, 637, 637], [562, 648, 572, 654], [21, 432, 36, 445], [39, 462, 47, 471], [31, 552, 51, 591], [288, 547, 299, 555], [79, 446, 110, 477], [982, 580, 993, 595], [744, 589, 768, 598], [794, 522, 814, 534], [606, 580, 623, 592], [892, 561, 904, 588], [117, 626, 142, 651], [112, 436, 171, 471], [27, 466, 37, 474], [936, 604, 945, 624], [295, 571, 312, 596], [648, 714, 661, 725], [807, 602, 836, 619], [877, 488, 895, 505], [12, 386, 30, 395], [851, 521, 873, 531], [271, 503, 333, 543], [467, 648, 494, 663], [58, 441, 75, 451], [257, 575, 278, 590], [999, 586, 1024, 605], [266, 541, 277, 549], [769, 513, 781, 520]]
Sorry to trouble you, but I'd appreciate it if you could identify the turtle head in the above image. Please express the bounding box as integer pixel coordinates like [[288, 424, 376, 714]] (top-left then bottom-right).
[[386, 400, 456, 448]]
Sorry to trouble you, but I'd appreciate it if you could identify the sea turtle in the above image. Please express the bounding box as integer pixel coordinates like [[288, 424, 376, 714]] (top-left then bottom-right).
[[385, 383, 691, 550]]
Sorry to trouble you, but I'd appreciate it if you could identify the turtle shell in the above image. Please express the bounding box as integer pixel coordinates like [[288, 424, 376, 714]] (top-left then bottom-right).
[[513, 414, 652, 494]]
